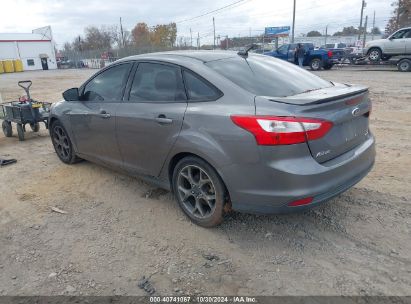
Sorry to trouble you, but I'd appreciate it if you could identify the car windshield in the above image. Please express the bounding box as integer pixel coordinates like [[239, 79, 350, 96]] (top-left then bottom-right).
[[205, 55, 333, 97]]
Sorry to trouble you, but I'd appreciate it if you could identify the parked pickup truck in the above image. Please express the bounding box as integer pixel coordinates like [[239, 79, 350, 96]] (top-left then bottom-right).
[[265, 43, 334, 70], [320, 43, 347, 62]]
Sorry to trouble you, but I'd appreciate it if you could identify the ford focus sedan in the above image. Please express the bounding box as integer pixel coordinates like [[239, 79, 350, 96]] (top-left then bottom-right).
[[49, 51, 375, 227]]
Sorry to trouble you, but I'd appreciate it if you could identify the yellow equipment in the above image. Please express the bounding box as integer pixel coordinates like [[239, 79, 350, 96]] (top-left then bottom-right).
[[3, 60, 14, 73], [13, 59, 23, 72]]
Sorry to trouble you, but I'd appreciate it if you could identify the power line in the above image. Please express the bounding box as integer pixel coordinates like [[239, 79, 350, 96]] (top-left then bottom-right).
[[176, 0, 249, 24]]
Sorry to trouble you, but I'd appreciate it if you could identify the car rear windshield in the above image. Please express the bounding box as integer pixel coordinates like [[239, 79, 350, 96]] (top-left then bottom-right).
[[205, 55, 333, 97]]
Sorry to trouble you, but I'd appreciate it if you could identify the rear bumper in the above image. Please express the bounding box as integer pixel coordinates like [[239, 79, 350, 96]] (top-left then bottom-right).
[[221, 134, 375, 214]]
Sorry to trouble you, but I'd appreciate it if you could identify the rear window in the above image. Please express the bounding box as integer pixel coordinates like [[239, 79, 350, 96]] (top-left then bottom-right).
[[205, 55, 333, 97]]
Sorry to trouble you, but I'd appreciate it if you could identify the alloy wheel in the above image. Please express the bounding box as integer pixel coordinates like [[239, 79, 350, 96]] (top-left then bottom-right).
[[399, 61, 410, 72], [52, 125, 71, 160], [369, 50, 380, 61], [177, 165, 216, 219]]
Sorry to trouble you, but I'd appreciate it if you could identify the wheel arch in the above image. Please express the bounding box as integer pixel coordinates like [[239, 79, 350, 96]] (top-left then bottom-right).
[[367, 46, 383, 55], [166, 152, 231, 206], [48, 115, 79, 153]]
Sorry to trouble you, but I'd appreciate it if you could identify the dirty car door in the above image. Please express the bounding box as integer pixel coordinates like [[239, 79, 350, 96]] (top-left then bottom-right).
[[116, 62, 187, 177], [69, 62, 132, 167]]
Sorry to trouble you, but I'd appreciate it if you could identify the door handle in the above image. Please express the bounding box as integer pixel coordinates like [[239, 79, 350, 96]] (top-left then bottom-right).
[[155, 115, 173, 124]]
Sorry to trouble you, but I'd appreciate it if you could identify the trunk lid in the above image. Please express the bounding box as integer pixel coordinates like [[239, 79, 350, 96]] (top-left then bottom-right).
[[255, 84, 372, 163]]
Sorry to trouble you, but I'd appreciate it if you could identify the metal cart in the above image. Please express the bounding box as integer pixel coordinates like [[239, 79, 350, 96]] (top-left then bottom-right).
[[0, 81, 51, 141]]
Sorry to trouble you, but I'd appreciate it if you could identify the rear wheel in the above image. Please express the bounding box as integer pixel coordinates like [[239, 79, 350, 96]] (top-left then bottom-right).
[[16, 124, 25, 141], [2, 121, 12, 137], [30, 122, 40, 132], [172, 156, 226, 227], [310, 58, 322, 71], [323, 64, 333, 70], [398, 59, 411, 72], [368, 48, 382, 61], [51, 120, 80, 164]]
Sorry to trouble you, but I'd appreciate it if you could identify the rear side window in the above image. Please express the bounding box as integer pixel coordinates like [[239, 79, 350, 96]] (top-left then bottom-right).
[[129, 63, 186, 102], [82, 63, 131, 101], [206, 55, 332, 97], [183, 70, 221, 101]]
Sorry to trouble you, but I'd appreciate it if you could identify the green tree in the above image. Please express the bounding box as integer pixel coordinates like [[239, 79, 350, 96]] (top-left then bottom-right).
[[385, 0, 411, 34], [333, 26, 360, 36], [306, 30, 322, 37], [371, 27, 382, 35]]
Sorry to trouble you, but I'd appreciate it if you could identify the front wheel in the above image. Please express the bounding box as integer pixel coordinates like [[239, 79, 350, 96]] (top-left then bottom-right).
[[310, 58, 322, 71], [172, 156, 226, 227], [50, 121, 80, 164], [17, 124, 25, 141], [2, 121, 12, 137], [30, 122, 40, 132], [368, 48, 382, 61]]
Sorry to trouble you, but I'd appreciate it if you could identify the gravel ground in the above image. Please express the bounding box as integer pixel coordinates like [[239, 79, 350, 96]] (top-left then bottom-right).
[[0, 67, 410, 296]]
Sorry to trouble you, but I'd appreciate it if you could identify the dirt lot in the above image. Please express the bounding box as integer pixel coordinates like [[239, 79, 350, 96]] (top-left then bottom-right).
[[0, 67, 410, 296]]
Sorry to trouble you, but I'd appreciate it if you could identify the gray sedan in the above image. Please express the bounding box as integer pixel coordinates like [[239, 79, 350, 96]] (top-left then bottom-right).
[[49, 51, 375, 227]]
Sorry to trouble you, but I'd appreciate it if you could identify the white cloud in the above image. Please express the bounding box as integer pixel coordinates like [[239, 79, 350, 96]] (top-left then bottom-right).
[[0, 0, 393, 46]]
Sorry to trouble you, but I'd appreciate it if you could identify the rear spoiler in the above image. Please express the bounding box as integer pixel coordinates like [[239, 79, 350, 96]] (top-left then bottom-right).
[[267, 85, 369, 106]]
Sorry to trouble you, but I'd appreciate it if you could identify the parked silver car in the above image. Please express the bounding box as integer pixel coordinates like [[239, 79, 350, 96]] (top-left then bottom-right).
[[364, 27, 411, 61], [49, 51, 375, 227]]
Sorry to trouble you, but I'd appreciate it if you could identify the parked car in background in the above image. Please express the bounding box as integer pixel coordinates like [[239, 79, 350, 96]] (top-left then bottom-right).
[[364, 27, 411, 61], [49, 51, 375, 227], [265, 43, 335, 70], [321, 43, 347, 62]]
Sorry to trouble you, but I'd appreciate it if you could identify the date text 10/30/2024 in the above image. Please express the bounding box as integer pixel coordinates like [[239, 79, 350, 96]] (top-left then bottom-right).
[[149, 296, 257, 303]]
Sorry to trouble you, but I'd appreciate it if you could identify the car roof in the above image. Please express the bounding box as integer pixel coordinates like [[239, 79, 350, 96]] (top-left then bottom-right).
[[117, 50, 239, 64]]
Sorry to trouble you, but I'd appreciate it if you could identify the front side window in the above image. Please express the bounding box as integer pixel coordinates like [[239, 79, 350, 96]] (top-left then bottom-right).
[[82, 63, 131, 102], [277, 45, 288, 55], [183, 70, 221, 101], [403, 30, 411, 38], [129, 63, 186, 102], [391, 29, 407, 39]]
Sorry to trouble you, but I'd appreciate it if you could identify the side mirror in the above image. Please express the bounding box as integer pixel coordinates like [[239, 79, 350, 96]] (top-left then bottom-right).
[[62, 88, 79, 101], [388, 36, 394, 40]]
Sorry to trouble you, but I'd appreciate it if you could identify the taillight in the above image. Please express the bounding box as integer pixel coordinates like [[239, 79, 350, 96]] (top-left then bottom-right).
[[230, 116, 333, 146], [327, 50, 333, 58]]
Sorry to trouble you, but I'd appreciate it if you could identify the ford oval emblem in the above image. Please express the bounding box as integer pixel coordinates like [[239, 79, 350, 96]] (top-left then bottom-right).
[[352, 107, 361, 117]]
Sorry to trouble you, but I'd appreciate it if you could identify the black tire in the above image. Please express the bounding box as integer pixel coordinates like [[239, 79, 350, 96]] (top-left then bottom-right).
[[30, 122, 40, 132], [172, 156, 226, 228], [2, 120, 12, 137], [323, 64, 333, 70], [398, 59, 411, 72], [17, 124, 25, 141], [368, 48, 382, 62], [310, 58, 322, 71], [50, 120, 80, 164]]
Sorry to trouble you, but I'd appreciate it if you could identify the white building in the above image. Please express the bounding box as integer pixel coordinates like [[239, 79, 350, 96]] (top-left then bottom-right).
[[0, 26, 57, 71]]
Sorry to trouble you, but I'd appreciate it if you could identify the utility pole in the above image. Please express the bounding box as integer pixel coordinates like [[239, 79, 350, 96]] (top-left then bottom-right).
[[119, 17, 124, 48], [363, 15, 368, 48], [190, 28, 192, 49], [226, 35, 229, 50], [291, 0, 296, 43], [213, 17, 216, 50], [197, 32, 200, 50], [325, 24, 328, 45], [396, 0, 401, 29], [372, 10, 375, 40], [358, 0, 366, 40]]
